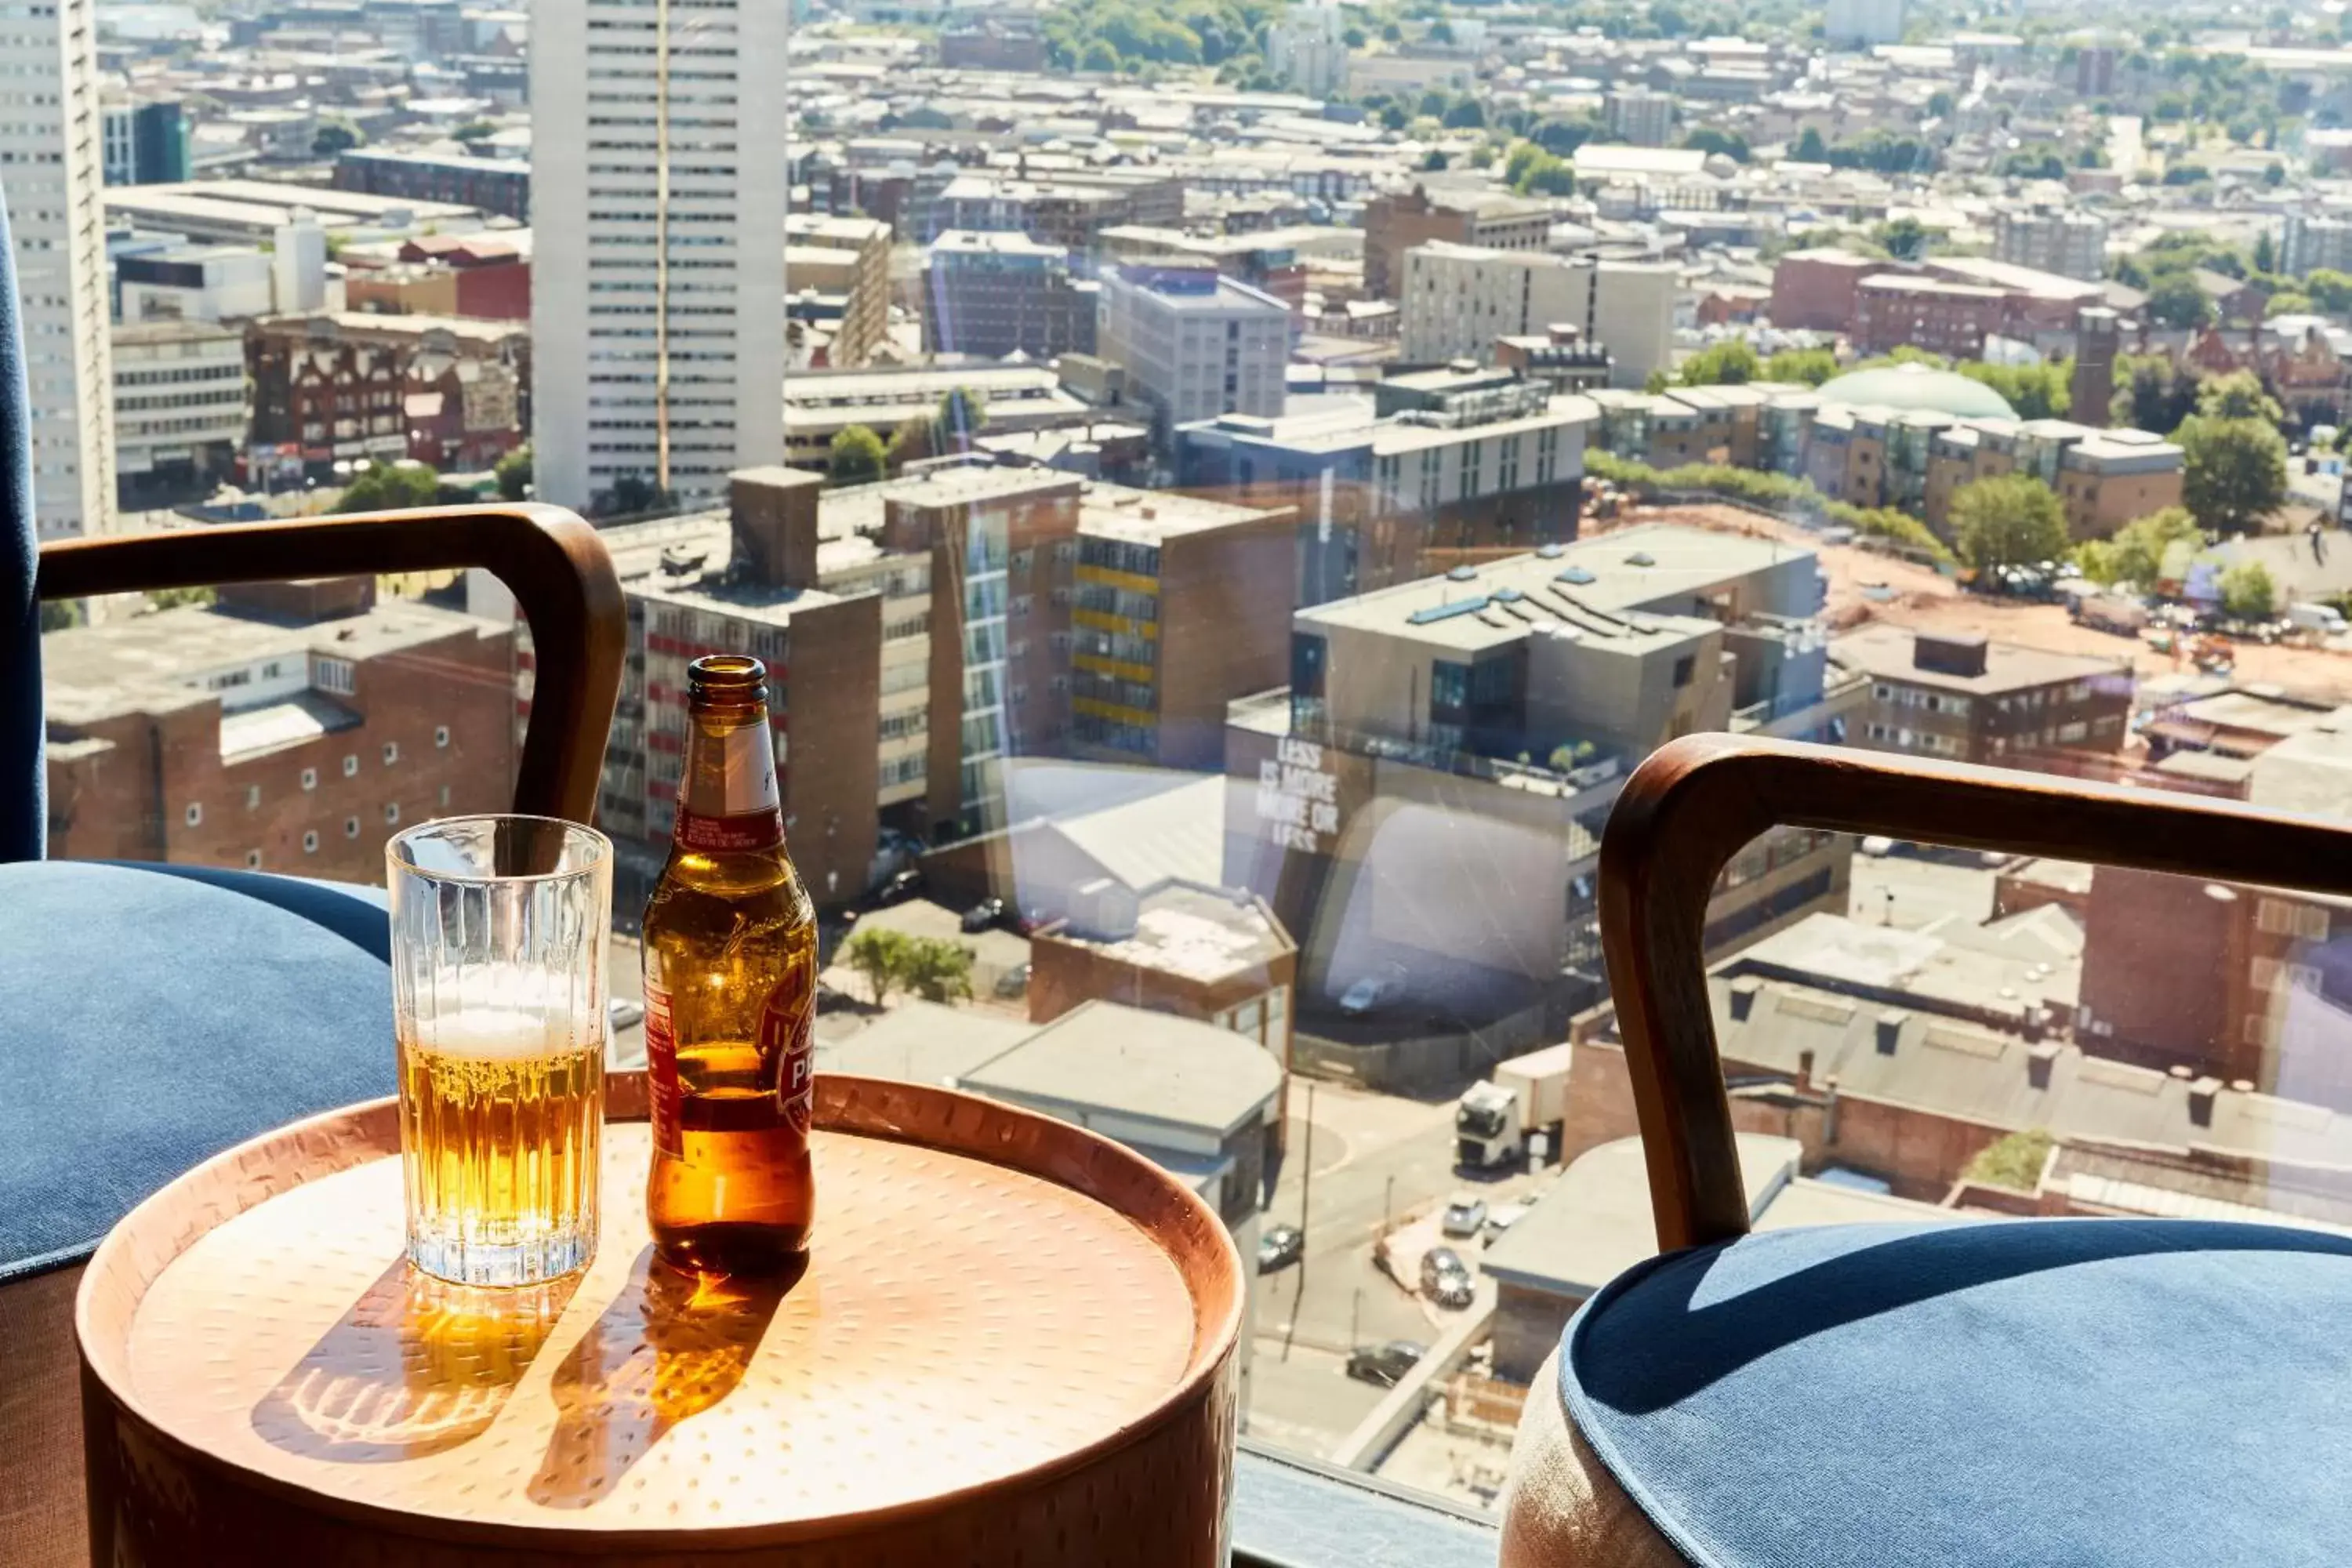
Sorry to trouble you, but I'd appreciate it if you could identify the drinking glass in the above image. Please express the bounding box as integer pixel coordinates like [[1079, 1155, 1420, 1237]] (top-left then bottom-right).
[[388, 816, 612, 1287]]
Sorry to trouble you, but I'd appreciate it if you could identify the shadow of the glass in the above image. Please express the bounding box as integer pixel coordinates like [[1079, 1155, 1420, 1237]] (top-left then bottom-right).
[[528, 1245, 801, 1508], [251, 1257, 581, 1462]]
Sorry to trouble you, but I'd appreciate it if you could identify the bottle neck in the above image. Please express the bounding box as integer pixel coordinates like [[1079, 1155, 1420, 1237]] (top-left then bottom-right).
[[674, 706, 782, 853]]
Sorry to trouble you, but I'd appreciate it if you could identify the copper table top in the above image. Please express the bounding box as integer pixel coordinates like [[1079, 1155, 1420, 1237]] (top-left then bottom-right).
[[76, 1073, 1243, 1561]]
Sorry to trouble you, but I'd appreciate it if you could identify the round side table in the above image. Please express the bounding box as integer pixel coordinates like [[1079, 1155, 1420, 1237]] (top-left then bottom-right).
[[77, 1072, 1243, 1565]]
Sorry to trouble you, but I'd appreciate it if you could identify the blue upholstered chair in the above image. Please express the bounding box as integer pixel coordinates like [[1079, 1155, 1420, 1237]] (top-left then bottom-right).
[[0, 189, 623, 1563], [1501, 736, 2352, 1567]]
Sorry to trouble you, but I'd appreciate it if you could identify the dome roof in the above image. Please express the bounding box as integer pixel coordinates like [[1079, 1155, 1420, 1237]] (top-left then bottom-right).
[[1814, 363, 2017, 420]]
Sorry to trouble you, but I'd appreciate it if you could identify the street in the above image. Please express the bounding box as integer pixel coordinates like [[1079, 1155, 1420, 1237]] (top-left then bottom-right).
[[1244, 1077, 1553, 1457]]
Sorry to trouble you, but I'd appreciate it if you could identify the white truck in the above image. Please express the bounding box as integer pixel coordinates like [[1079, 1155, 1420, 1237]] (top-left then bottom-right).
[[2287, 601, 2348, 639], [1455, 1044, 1574, 1171]]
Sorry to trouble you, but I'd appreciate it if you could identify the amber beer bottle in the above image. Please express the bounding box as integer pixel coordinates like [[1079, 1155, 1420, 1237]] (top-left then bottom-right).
[[642, 654, 818, 1273]]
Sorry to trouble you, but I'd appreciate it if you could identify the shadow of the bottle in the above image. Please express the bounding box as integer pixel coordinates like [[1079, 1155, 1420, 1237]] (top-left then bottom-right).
[[251, 1257, 581, 1463], [527, 1245, 801, 1508]]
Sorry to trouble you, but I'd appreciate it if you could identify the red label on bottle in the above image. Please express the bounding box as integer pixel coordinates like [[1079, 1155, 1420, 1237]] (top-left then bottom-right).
[[761, 984, 817, 1138], [644, 982, 682, 1157]]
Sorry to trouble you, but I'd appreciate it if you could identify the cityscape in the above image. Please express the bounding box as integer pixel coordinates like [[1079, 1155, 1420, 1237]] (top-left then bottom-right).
[[35, 0, 2352, 1515]]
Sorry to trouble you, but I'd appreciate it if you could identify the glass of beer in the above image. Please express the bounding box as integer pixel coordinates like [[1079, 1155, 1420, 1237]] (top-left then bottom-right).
[[388, 816, 612, 1287]]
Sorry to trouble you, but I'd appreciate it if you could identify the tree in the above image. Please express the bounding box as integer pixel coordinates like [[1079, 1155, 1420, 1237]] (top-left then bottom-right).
[[2116, 354, 2204, 434], [313, 116, 363, 157], [1764, 347, 1839, 386], [1679, 339, 1760, 386], [1957, 359, 2071, 421], [452, 118, 496, 143], [829, 424, 887, 485], [1642, 368, 1669, 394], [2196, 368, 2284, 423], [335, 462, 441, 514], [840, 927, 975, 1007], [2178, 415, 2288, 535], [1792, 125, 1829, 162], [146, 585, 217, 611], [2076, 506, 2202, 587], [1427, 17, 1454, 42], [1962, 1128, 2054, 1191], [1952, 474, 2071, 572], [936, 387, 988, 453], [2220, 560, 2279, 619], [604, 473, 675, 517], [1080, 38, 1120, 71], [2256, 230, 2279, 273], [884, 415, 934, 469], [2147, 272, 2216, 330], [1440, 94, 1484, 129], [494, 444, 532, 502], [1873, 215, 1929, 262], [1682, 127, 1749, 162]]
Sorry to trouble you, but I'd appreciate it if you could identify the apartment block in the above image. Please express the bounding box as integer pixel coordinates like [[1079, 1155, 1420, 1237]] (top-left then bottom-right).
[[1835, 625, 2133, 767], [100, 96, 188, 186], [1994, 208, 2107, 281], [334, 149, 531, 223], [781, 362, 1091, 468], [1824, 0, 1906, 46], [1851, 274, 2008, 358], [532, 0, 786, 511], [1265, 0, 1347, 96], [44, 579, 516, 880], [6, 0, 115, 537], [2281, 212, 2352, 278], [922, 230, 1099, 361], [1096, 263, 1289, 434], [1228, 524, 1853, 1015], [592, 477, 884, 913], [111, 318, 247, 498], [1096, 226, 1316, 325], [786, 212, 891, 368], [1361, 185, 1552, 301], [1604, 88, 1675, 147], [1399, 241, 1673, 390], [1768, 247, 1879, 333], [1176, 365, 1595, 604], [1070, 486, 1298, 768], [931, 172, 1185, 249], [249, 312, 530, 477]]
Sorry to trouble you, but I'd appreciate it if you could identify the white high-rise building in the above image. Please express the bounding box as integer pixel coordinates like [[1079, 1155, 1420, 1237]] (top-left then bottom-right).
[[1096, 264, 1289, 434], [3, 0, 114, 539], [1824, 0, 1907, 48], [1400, 242, 1675, 391], [1266, 2, 1347, 98], [532, 0, 786, 514]]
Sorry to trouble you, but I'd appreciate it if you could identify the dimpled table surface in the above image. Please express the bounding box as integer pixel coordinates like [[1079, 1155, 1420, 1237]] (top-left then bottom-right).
[[76, 1073, 1243, 1566]]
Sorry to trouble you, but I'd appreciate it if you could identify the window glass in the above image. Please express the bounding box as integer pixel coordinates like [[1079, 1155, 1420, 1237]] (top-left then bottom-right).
[[28, 3, 2332, 1534]]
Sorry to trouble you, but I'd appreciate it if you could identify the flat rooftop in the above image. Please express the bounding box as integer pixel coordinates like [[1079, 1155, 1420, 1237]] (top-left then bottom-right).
[[44, 597, 500, 726], [956, 999, 1282, 1139], [1833, 622, 2125, 695], [1078, 481, 1286, 543], [1298, 521, 1814, 654], [1044, 880, 1290, 985]]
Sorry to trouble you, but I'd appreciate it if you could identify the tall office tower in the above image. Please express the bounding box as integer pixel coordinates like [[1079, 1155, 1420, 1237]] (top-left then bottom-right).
[[3, 0, 114, 539], [532, 0, 786, 514]]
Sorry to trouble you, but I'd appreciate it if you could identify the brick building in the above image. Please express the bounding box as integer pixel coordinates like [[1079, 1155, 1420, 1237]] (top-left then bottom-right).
[[938, 20, 1047, 71], [922, 230, 1099, 361], [249, 313, 531, 477], [44, 578, 516, 882], [1835, 626, 2134, 767], [335, 149, 531, 222], [1767, 247, 1879, 332], [1360, 184, 1552, 301], [1069, 486, 1297, 768], [1029, 878, 1298, 1084], [405, 353, 524, 470], [397, 234, 531, 320], [1852, 274, 2009, 358]]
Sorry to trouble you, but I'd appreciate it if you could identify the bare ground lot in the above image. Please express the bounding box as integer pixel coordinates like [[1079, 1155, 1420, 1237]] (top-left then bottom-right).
[[1602, 503, 2352, 705]]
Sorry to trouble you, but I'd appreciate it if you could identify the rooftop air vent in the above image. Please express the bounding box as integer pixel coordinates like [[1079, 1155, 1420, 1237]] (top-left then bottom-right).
[[1537, 543, 1566, 559], [1626, 551, 1656, 567], [1559, 565, 1598, 585], [1447, 564, 1478, 582]]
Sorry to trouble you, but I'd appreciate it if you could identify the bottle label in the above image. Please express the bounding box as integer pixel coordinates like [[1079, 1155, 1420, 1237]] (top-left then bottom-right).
[[676, 719, 782, 853], [644, 982, 682, 1158], [762, 984, 817, 1138]]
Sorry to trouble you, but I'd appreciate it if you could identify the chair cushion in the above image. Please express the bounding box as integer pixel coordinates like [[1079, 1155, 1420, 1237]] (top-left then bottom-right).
[[0, 860, 391, 1283], [1563, 1218, 2352, 1568]]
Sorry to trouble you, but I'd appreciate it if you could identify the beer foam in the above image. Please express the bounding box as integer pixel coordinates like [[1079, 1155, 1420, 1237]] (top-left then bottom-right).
[[416, 1008, 597, 1062]]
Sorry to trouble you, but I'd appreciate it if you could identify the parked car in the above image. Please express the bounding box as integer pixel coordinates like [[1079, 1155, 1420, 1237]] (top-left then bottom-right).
[[1483, 1202, 1530, 1241], [1338, 965, 1406, 1017], [994, 962, 1031, 1000], [606, 997, 646, 1032], [1344, 1340, 1427, 1388], [961, 895, 1009, 934], [1440, 1193, 1489, 1237], [1258, 1223, 1305, 1273], [1420, 1246, 1474, 1308], [877, 868, 924, 905]]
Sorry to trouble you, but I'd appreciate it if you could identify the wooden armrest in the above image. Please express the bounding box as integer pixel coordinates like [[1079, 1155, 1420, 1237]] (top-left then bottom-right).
[[1599, 734, 2352, 1252], [37, 506, 624, 826]]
